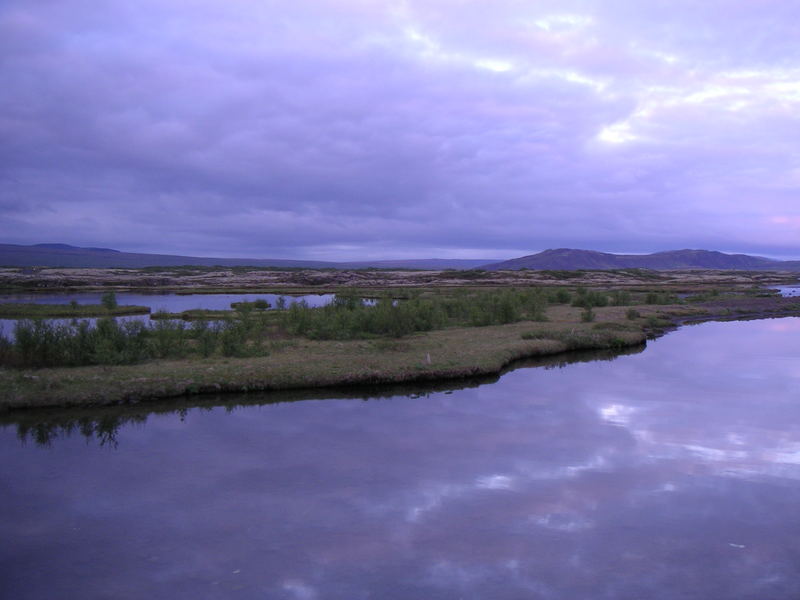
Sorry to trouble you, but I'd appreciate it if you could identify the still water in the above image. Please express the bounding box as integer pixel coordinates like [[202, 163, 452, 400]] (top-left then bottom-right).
[[774, 285, 800, 297], [2, 318, 800, 599]]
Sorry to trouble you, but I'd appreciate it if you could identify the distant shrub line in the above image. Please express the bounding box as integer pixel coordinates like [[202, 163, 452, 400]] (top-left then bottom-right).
[[280, 288, 558, 339], [0, 310, 275, 369]]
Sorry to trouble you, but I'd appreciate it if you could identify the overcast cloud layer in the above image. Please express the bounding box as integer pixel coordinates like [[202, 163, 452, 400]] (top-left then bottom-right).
[[2, 1, 800, 260]]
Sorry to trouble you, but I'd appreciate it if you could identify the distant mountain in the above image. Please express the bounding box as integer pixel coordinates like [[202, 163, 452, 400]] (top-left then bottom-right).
[[0, 243, 496, 270], [0, 244, 336, 269], [34, 243, 120, 253], [482, 248, 800, 271], [6, 243, 799, 271]]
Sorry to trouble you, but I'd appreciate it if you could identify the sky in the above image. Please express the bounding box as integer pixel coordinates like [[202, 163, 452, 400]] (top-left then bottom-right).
[[2, 0, 800, 261]]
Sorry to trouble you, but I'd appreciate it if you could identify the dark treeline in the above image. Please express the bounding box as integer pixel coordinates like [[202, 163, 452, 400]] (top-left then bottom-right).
[[0, 308, 275, 369]]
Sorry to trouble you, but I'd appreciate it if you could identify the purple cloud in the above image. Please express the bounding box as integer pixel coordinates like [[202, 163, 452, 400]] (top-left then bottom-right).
[[2, 0, 800, 259]]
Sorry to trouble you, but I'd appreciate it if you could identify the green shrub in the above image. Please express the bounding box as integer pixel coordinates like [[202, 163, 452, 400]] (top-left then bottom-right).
[[192, 319, 219, 358], [280, 288, 551, 340], [572, 288, 608, 308], [101, 291, 118, 310], [551, 289, 572, 304], [220, 321, 249, 357], [610, 290, 632, 306], [645, 315, 671, 328], [149, 319, 187, 359], [0, 312, 273, 369]]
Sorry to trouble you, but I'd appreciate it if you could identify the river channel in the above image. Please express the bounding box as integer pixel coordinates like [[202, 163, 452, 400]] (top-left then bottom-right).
[[2, 318, 800, 599]]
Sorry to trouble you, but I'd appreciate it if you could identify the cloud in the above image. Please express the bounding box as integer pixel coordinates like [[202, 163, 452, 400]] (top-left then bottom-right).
[[1, 0, 800, 258]]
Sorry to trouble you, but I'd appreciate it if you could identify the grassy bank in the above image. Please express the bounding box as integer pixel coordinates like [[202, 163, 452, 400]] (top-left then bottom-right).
[[0, 303, 151, 318], [149, 309, 234, 320], [1, 345, 650, 447]]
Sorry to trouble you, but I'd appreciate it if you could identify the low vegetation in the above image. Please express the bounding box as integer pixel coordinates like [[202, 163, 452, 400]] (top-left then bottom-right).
[[281, 288, 556, 339], [0, 302, 150, 318], [0, 308, 277, 369], [0, 284, 762, 370], [150, 309, 233, 321]]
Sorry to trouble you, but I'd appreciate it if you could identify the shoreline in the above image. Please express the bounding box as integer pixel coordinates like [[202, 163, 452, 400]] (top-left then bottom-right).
[[0, 345, 649, 443], [3, 301, 799, 412]]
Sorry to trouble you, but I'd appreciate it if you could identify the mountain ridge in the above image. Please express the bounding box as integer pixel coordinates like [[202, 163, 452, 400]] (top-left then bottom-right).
[[483, 248, 800, 271], [0, 243, 495, 270], [3, 243, 800, 271]]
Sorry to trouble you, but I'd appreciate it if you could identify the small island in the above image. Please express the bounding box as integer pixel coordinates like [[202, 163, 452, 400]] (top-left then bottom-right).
[[0, 303, 151, 318]]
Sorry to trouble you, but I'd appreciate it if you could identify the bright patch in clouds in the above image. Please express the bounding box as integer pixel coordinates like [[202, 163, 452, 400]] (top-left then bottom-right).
[[533, 14, 593, 31], [475, 59, 513, 73], [597, 123, 637, 144]]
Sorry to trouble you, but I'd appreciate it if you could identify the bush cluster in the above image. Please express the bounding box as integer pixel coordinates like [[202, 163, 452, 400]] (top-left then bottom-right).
[[282, 288, 552, 340], [0, 311, 273, 369], [282, 295, 445, 339], [645, 291, 680, 305]]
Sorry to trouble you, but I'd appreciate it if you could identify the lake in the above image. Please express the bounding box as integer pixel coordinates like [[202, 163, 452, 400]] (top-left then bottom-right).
[[774, 285, 800, 297], [2, 318, 800, 599]]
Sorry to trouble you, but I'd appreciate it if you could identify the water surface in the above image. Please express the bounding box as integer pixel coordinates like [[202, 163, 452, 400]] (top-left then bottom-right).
[[774, 285, 800, 297], [2, 318, 800, 599]]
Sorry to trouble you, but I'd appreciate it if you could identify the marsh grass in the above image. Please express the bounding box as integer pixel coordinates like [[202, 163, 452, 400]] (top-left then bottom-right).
[[645, 291, 681, 304], [0, 303, 151, 318], [521, 327, 632, 350], [150, 309, 233, 320]]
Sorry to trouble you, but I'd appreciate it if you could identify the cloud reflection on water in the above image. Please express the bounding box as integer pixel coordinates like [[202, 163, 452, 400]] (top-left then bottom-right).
[[2, 319, 800, 598]]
